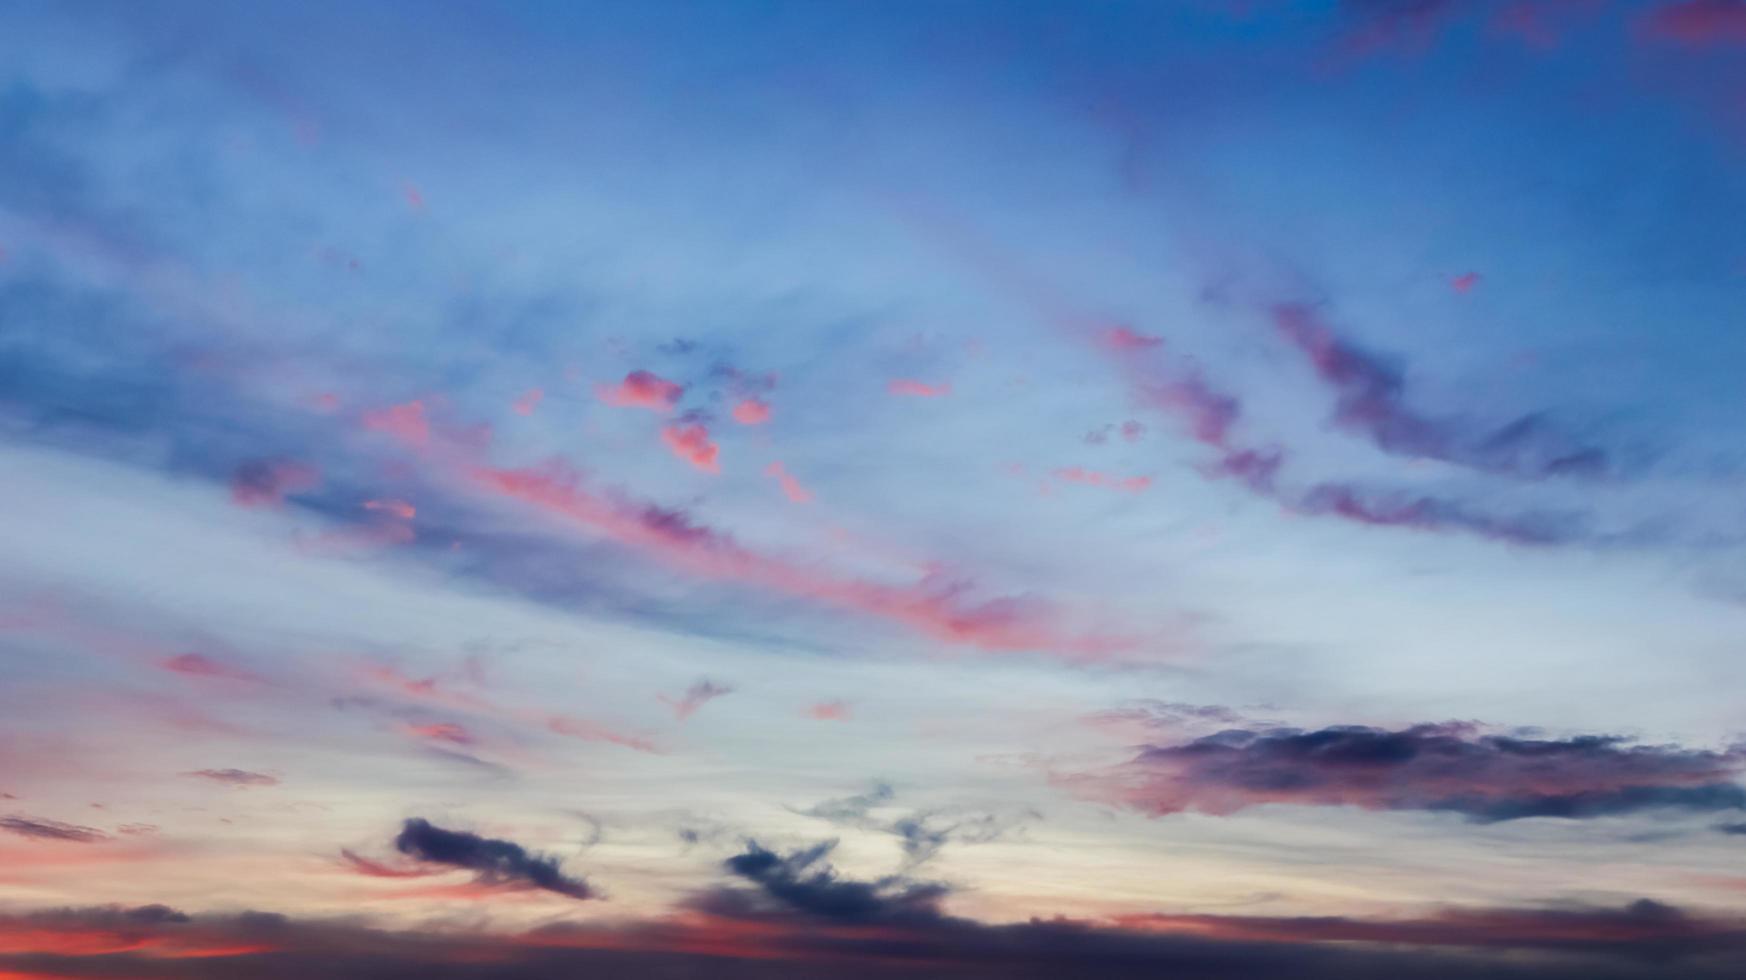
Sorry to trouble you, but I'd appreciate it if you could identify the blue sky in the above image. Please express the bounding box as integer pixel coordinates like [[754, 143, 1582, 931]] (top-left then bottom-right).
[[1, 2, 1745, 977]]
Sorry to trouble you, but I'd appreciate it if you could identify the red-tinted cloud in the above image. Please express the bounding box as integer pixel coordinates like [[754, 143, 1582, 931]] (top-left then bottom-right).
[[887, 379, 952, 398], [765, 461, 813, 503], [661, 423, 721, 473], [1450, 271, 1481, 293], [229, 459, 320, 508], [732, 398, 772, 425], [597, 370, 684, 412]]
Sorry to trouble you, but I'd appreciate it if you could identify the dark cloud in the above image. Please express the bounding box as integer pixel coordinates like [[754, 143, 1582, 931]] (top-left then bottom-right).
[[2, 894, 1744, 980], [659, 678, 735, 721], [1052, 723, 1746, 821], [713, 839, 949, 924], [0, 813, 109, 842], [183, 769, 279, 787], [797, 783, 1036, 869], [392, 817, 595, 900], [1273, 304, 1613, 481]]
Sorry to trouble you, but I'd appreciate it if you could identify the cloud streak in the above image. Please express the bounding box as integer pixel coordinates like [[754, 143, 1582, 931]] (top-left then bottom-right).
[[392, 818, 596, 900], [1051, 722, 1746, 821]]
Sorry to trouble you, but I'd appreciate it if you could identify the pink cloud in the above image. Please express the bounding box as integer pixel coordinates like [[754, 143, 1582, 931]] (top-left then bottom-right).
[[468, 462, 1132, 657], [546, 716, 662, 754], [1645, 0, 1746, 45], [229, 459, 320, 508], [403, 182, 426, 211], [1097, 326, 1164, 351], [731, 398, 772, 425], [1052, 467, 1151, 493], [807, 700, 851, 721], [360, 400, 431, 448], [887, 378, 952, 398], [596, 370, 683, 412], [661, 423, 721, 473], [512, 388, 544, 416], [765, 461, 813, 504], [1450, 271, 1482, 293], [339, 849, 442, 879], [399, 721, 476, 746], [159, 653, 262, 685], [363, 498, 417, 520]]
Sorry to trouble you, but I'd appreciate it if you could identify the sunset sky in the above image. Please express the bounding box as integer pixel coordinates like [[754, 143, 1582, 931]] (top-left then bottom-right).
[[2, 1, 1746, 977]]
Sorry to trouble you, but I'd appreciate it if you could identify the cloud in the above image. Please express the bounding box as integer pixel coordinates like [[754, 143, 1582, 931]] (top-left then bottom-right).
[[392, 817, 596, 900], [1052, 467, 1151, 493], [469, 462, 1132, 657], [798, 783, 1037, 869], [1116, 897, 1734, 954], [1272, 304, 1609, 480], [513, 387, 544, 416], [597, 370, 684, 412], [362, 498, 417, 520], [732, 398, 772, 425], [546, 715, 663, 754], [228, 458, 320, 508], [1450, 272, 1481, 293], [661, 422, 721, 473], [0, 815, 109, 843], [765, 461, 813, 503], [1050, 722, 1746, 821], [888, 378, 952, 398], [359, 400, 431, 449], [398, 721, 476, 746], [337, 849, 442, 879], [1, 894, 1744, 979], [715, 839, 950, 924], [1644, 1, 1746, 45], [182, 769, 280, 788], [807, 700, 852, 721], [158, 652, 262, 684], [660, 679, 735, 721]]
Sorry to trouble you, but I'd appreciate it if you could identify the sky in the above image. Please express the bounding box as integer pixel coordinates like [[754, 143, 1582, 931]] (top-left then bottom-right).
[[0, 0, 1745, 977]]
